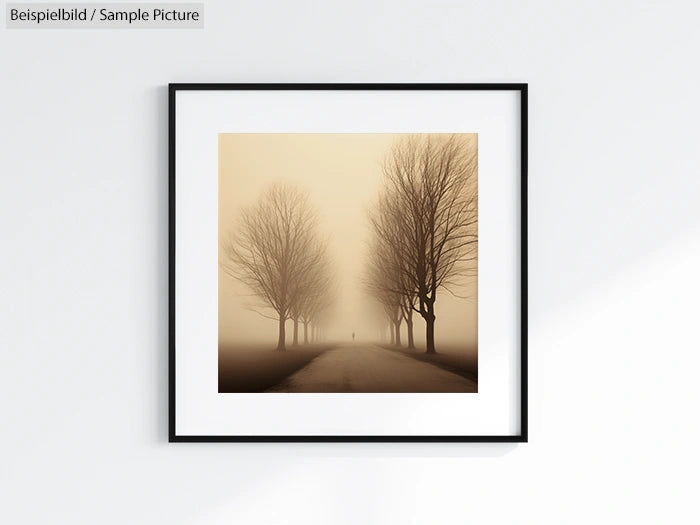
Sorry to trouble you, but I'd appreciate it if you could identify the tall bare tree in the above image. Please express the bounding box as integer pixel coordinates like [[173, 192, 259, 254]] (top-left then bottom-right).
[[371, 134, 478, 354], [290, 247, 334, 345], [364, 236, 406, 347], [221, 183, 324, 351], [368, 195, 420, 349]]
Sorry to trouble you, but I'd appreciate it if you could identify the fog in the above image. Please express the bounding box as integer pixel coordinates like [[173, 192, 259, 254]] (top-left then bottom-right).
[[218, 134, 477, 348]]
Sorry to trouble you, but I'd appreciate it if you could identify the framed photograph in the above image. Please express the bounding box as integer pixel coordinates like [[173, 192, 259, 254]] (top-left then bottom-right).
[[169, 83, 527, 442]]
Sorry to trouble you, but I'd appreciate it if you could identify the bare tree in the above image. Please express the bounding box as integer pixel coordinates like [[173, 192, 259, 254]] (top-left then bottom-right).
[[287, 239, 328, 346], [309, 299, 335, 344], [221, 183, 324, 351], [291, 247, 334, 345], [371, 134, 478, 354], [364, 237, 406, 347], [301, 281, 335, 345], [368, 197, 420, 349], [401, 294, 417, 349]]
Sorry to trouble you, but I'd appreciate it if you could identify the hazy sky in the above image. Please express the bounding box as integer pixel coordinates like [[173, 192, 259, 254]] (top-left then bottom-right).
[[218, 134, 477, 347]]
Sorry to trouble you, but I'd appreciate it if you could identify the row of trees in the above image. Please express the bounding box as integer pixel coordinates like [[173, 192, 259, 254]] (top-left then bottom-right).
[[365, 134, 478, 354], [221, 184, 334, 351]]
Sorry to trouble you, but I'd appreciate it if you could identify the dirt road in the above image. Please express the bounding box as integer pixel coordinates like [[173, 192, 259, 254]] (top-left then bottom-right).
[[266, 344, 477, 393]]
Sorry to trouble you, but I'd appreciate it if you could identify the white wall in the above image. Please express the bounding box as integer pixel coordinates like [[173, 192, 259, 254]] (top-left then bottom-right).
[[1, 1, 699, 523]]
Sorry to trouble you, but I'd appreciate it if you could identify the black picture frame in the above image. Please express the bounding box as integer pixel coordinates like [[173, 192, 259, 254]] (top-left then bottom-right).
[[169, 83, 528, 443]]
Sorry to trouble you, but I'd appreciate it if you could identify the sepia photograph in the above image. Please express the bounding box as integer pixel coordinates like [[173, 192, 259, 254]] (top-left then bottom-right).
[[218, 133, 478, 393]]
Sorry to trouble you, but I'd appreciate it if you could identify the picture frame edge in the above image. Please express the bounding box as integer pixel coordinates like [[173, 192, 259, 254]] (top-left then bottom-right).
[[168, 83, 528, 443]]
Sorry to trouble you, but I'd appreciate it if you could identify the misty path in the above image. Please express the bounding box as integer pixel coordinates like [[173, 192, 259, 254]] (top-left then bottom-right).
[[266, 344, 477, 393]]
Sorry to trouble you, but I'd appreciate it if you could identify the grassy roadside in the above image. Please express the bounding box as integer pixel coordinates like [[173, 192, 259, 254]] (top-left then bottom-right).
[[379, 344, 478, 384], [218, 343, 335, 393]]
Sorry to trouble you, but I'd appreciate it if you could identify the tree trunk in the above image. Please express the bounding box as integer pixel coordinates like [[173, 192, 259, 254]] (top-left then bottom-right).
[[406, 311, 415, 349], [293, 317, 299, 346], [425, 303, 436, 354], [395, 319, 402, 347], [389, 322, 395, 345], [303, 321, 309, 344], [276, 316, 286, 351]]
